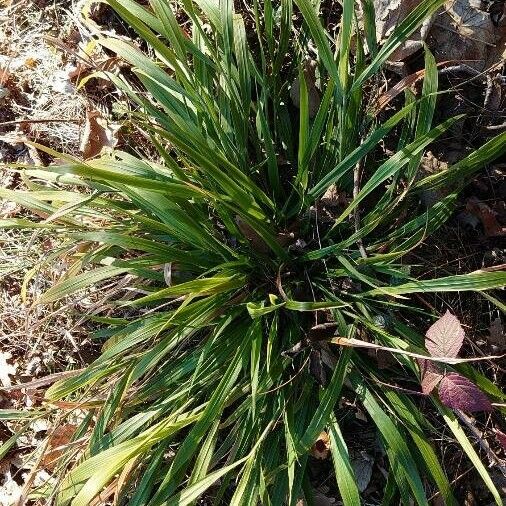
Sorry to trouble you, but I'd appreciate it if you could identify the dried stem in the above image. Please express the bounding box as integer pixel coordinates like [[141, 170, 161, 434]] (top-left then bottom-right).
[[455, 409, 506, 477]]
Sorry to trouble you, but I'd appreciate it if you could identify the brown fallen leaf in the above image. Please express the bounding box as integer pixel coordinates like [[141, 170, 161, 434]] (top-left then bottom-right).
[[80, 108, 120, 160], [42, 424, 77, 471], [466, 197, 506, 237], [358, 0, 434, 62], [488, 317, 505, 349], [419, 358, 443, 395], [428, 0, 501, 71], [320, 184, 349, 208], [310, 431, 330, 460], [350, 450, 374, 492], [290, 60, 321, 118]]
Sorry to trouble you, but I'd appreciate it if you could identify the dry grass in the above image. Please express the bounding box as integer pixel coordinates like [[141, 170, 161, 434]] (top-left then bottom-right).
[[0, 3, 117, 501], [0, 0, 90, 155]]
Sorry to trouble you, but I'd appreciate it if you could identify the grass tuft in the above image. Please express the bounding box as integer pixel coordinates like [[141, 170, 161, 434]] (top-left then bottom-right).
[[2, 0, 505, 504]]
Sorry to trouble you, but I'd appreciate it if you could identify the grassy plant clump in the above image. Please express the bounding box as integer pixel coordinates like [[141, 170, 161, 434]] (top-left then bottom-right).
[[2, 0, 506, 504]]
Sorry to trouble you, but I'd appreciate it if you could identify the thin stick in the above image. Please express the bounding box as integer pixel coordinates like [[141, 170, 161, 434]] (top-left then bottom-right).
[[428, 466, 475, 502], [0, 119, 82, 127], [330, 337, 504, 364], [454, 410, 506, 476], [484, 122, 506, 131], [260, 354, 311, 395], [0, 369, 84, 391]]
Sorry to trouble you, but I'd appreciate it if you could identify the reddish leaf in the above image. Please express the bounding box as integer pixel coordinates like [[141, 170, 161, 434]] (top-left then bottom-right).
[[438, 373, 492, 412], [494, 429, 506, 452], [425, 311, 465, 358], [418, 359, 443, 395], [466, 197, 506, 237]]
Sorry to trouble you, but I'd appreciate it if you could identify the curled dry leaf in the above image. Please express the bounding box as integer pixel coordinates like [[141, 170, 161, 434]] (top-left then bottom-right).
[[466, 197, 506, 237], [320, 185, 349, 208], [438, 372, 492, 412], [425, 310, 465, 359], [310, 431, 330, 459], [374, 68, 426, 114], [80, 108, 120, 160]]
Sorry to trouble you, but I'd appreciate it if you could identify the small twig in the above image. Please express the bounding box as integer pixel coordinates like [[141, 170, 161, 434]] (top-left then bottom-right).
[[260, 354, 311, 395], [276, 264, 288, 301], [484, 121, 506, 131], [428, 466, 475, 502], [0, 369, 84, 391], [454, 409, 506, 476], [353, 161, 367, 259], [0, 118, 82, 127], [372, 378, 427, 396]]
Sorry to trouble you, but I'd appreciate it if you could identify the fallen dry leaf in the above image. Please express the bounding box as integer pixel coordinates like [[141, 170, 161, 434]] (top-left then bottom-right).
[[420, 151, 449, 175], [80, 108, 120, 159], [466, 197, 506, 237], [24, 57, 38, 68], [374, 68, 426, 113], [350, 450, 374, 492], [428, 0, 502, 70], [0, 471, 22, 506], [321, 184, 349, 208], [310, 431, 330, 460], [290, 60, 321, 118], [419, 359, 443, 395], [359, 0, 434, 62], [487, 317, 505, 349], [42, 424, 77, 471]]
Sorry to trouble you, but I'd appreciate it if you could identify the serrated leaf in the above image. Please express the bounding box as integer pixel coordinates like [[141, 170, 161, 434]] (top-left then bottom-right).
[[419, 359, 443, 395], [438, 373, 492, 412], [425, 311, 464, 358]]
